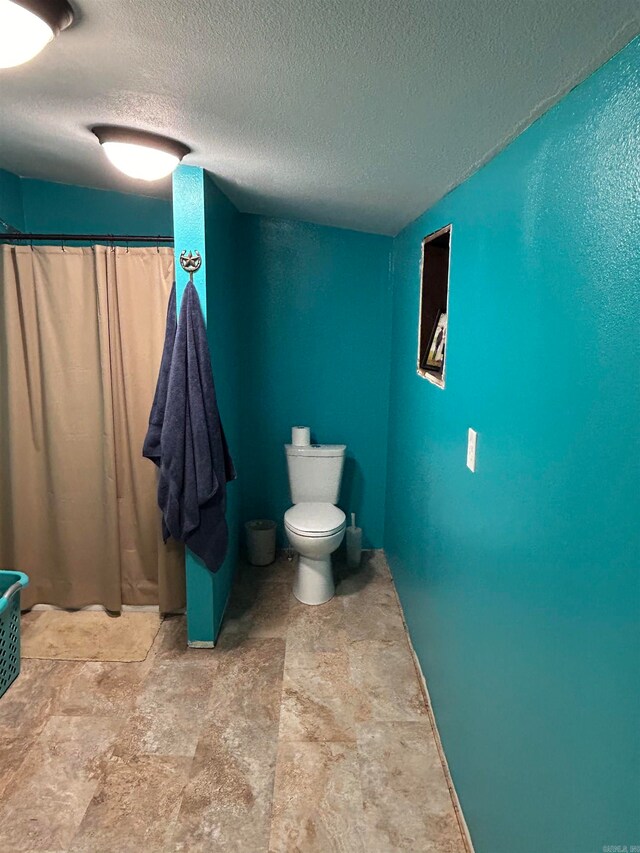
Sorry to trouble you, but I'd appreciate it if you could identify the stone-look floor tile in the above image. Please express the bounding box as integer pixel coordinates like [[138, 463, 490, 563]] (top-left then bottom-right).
[[220, 580, 292, 641], [114, 658, 214, 758], [334, 550, 393, 596], [69, 753, 191, 853], [152, 614, 189, 659], [20, 609, 44, 636], [337, 569, 395, 605], [0, 734, 34, 799], [0, 658, 81, 739], [0, 714, 123, 852], [154, 614, 226, 663], [1, 552, 466, 853], [208, 638, 285, 725], [237, 552, 296, 585], [361, 549, 393, 582], [348, 640, 427, 722], [279, 651, 362, 743], [286, 595, 347, 663], [357, 721, 465, 853], [172, 717, 279, 853], [269, 741, 366, 853], [342, 582, 407, 643], [53, 658, 153, 718]]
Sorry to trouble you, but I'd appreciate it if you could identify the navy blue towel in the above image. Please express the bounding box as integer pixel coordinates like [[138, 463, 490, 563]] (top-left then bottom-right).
[[142, 282, 177, 467], [143, 281, 236, 572]]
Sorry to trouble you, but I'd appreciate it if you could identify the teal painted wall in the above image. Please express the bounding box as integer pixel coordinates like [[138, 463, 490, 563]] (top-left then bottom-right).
[[204, 172, 243, 636], [0, 169, 25, 232], [172, 166, 242, 643], [240, 215, 392, 548], [21, 177, 172, 236], [385, 38, 640, 853], [0, 170, 171, 238]]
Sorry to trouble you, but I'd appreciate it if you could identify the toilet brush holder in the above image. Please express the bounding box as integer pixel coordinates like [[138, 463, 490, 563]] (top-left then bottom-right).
[[346, 513, 362, 569]]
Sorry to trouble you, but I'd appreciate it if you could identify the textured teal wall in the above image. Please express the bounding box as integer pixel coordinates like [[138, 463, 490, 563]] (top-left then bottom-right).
[[0, 170, 171, 237], [240, 215, 392, 548], [204, 172, 243, 635], [21, 177, 172, 235], [0, 168, 25, 232], [172, 166, 242, 643], [385, 38, 640, 853]]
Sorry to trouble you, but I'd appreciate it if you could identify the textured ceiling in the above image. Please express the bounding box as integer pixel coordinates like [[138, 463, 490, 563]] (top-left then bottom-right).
[[0, 1, 638, 234]]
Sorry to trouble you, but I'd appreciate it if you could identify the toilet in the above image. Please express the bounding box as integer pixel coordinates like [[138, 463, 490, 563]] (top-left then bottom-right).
[[284, 442, 346, 605]]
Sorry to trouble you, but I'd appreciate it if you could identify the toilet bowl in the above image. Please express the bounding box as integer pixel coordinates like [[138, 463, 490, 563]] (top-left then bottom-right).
[[284, 440, 346, 605], [284, 502, 346, 605]]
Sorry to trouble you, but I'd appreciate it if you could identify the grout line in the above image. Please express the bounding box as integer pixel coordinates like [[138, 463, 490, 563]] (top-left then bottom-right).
[[267, 580, 297, 851], [30, 603, 162, 612], [387, 560, 475, 853]]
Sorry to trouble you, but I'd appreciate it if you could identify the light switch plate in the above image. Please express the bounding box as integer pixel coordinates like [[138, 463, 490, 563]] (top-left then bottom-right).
[[467, 428, 477, 472]]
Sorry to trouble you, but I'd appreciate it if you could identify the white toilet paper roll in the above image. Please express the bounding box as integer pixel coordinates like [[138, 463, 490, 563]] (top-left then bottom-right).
[[292, 426, 311, 446]]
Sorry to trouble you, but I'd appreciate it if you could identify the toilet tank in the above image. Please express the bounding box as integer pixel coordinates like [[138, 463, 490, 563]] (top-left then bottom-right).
[[285, 444, 346, 504]]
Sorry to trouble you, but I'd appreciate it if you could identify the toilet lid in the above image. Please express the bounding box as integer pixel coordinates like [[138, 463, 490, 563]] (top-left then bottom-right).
[[284, 502, 346, 537]]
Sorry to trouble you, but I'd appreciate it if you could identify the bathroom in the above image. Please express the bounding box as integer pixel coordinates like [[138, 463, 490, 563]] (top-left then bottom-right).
[[0, 3, 638, 852]]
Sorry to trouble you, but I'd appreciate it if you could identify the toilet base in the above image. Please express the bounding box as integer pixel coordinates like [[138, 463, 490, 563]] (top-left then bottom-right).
[[293, 554, 335, 605]]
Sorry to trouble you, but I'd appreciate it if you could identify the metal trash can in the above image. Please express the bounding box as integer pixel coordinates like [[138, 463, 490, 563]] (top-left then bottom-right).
[[245, 520, 277, 566], [0, 571, 29, 699]]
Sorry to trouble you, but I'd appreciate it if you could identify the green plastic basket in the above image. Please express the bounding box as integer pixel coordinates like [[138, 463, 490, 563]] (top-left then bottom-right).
[[0, 571, 29, 699]]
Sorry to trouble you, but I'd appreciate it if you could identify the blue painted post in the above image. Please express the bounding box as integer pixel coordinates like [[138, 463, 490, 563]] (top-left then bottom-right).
[[172, 165, 216, 647]]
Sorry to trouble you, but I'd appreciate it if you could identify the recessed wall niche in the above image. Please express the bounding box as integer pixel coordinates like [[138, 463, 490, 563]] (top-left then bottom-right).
[[417, 224, 451, 388]]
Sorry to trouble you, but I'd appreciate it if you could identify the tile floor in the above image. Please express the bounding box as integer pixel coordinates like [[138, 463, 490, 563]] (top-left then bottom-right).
[[0, 551, 468, 853]]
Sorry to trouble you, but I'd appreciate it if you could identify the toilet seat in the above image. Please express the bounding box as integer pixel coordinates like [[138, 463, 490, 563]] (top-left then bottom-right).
[[284, 502, 346, 537]]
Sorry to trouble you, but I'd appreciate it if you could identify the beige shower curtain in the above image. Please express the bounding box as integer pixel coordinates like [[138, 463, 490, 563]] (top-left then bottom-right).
[[0, 244, 185, 612]]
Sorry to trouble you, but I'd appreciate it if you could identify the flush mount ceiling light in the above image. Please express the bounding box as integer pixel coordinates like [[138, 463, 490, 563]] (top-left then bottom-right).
[[92, 126, 191, 181], [0, 0, 73, 69]]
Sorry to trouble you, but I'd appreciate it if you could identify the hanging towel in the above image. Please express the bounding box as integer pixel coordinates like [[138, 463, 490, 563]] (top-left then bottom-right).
[[143, 281, 236, 572], [142, 282, 177, 466]]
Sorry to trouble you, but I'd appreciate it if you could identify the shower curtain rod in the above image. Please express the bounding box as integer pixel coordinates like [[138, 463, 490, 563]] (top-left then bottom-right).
[[0, 233, 174, 243]]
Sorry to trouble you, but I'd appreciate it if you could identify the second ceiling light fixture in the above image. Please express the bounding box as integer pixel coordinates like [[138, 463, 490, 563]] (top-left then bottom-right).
[[0, 0, 73, 68], [1, 0, 191, 181]]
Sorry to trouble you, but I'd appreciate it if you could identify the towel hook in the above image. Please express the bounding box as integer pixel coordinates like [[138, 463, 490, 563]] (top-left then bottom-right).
[[179, 250, 202, 285]]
